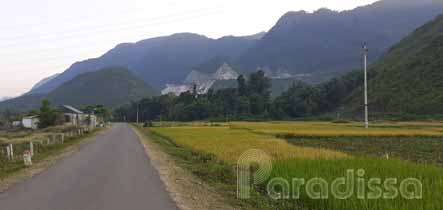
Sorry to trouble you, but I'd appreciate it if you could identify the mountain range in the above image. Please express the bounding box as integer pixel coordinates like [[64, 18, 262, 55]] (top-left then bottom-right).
[[2, 0, 443, 112], [0, 67, 156, 110], [238, 0, 443, 77], [29, 33, 262, 95], [28, 0, 443, 96]]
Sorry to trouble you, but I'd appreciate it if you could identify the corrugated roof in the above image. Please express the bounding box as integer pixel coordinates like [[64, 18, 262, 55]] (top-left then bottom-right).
[[23, 115, 39, 119], [63, 105, 84, 114]]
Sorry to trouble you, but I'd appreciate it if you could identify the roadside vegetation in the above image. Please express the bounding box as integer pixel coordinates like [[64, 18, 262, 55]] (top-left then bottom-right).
[[0, 126, 103, 182], [140, 122, 443, 210]]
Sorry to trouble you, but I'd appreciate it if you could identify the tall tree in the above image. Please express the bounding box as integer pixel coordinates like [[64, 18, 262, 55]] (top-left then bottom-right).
[[237, 75, 248, 96], [38, 100, 57, 128]]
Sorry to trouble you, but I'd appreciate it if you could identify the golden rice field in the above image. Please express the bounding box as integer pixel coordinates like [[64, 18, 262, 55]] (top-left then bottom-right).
[[151, 126, 349, 163], [229, 121, 443, 137], [149, 122, 443, 210]]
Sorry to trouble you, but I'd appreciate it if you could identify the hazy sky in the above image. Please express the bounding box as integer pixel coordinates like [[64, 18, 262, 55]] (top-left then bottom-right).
[[0, 0, 378, 98]]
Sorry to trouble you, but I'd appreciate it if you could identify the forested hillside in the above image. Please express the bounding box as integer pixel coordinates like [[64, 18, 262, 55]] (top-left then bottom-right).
[[345, 15, 443, 118], [0, 67, 157, 110]]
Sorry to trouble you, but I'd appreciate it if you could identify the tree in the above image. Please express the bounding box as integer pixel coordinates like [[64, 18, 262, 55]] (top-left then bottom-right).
[[237, 75, 248, 96], [247, 71, 272, 115], [248, 70, 271, 100], [38, 100, 57, 129]]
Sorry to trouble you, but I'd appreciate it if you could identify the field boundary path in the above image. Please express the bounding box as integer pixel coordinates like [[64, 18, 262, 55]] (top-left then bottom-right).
[[0, 123, 178, 210]]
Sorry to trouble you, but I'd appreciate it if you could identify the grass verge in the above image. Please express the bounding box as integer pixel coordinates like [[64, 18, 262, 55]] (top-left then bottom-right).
[[0, 127, 105, 188], [135, 125, 276, 210]]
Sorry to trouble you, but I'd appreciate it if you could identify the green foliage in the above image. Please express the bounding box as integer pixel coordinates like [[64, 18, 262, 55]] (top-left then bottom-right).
[[286, 136, 443, 166], [38, 100, 58, 129], [271, 158, 443, 210], [271, 70, 362, 119], [345, 15, 443, 117], [115, 71, 274, 122], [115, 16, 443, 122], [83, 105, 111, 122]]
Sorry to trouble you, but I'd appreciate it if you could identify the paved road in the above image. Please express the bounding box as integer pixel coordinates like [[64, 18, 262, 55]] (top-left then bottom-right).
[[0, 123, 178, 210]]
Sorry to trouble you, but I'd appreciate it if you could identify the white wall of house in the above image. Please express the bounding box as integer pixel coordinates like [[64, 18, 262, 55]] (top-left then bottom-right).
[[22, 118, 39, 129]]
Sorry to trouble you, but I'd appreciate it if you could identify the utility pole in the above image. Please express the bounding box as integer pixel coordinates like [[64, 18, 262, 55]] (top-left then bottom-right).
[[363, 43, 369, 129], [136, 104, 139, 124]]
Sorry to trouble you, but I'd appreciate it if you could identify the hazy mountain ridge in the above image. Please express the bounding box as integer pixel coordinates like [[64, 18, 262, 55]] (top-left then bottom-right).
[[29, 73, 61, 92], [20, 0, 443, 111], [237, 0, 443, 77], [29, 33, 260, 95], [0, 96, 14, 102], [0, 67, 157, 110]]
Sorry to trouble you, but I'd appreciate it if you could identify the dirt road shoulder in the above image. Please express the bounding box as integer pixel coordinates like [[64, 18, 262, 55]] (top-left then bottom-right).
[[133, 126, 239, 210]]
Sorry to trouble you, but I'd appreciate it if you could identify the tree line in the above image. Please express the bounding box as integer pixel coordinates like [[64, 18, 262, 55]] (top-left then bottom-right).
[[0, 101, 112, 129], [114, 70, 363, 122]]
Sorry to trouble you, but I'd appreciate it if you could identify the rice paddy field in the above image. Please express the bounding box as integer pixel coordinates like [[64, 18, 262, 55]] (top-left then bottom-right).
[[152, 126, 348, 163], [149, 121, 443, 210], [229, 121, 443, 137]]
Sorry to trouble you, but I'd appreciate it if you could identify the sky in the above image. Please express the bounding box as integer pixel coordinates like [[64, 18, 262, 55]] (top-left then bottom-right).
[[0, 0, 378, 98]]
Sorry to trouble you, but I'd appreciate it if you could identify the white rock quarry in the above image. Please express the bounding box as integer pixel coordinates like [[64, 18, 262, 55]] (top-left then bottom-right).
[[213, 63, 239, 80], [161, 84, 192, 96], [258, 66, 295, 79], [184, 70, 212, 85], [162, 63, 240, 96]]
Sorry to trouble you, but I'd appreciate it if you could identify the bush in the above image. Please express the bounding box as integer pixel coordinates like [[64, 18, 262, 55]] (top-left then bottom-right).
[[143, 121, 153, 127]]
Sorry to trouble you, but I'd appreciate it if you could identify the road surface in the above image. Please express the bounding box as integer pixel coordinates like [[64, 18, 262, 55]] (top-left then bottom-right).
[[0, 123, 178, 210]]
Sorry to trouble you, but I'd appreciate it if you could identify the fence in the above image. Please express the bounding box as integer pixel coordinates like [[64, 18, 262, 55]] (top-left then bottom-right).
[[0, 127, 92, 164]]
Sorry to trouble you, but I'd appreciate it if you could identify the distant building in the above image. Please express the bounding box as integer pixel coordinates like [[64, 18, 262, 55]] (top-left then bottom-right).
[[12, 121, 21, 127], [63, 105, 87, 126], [62, 105, 96, 128], [22, 116, 39, 129]]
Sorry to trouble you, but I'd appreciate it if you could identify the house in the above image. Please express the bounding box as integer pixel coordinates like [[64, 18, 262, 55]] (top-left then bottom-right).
[[12, 121, 21, 127], [22, 116, 39, 129], [63, 105, 86, 126], [62, 105, 96, 127]]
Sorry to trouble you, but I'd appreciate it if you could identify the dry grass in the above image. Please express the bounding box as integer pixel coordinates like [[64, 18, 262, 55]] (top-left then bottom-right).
[[0, 125, 79, 144], [151, 126, 349, 163], [229, 121, 443, 137]]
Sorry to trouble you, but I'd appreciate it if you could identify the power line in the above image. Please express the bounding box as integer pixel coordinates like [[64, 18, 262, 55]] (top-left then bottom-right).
[[0, 6, 225, 48], [0, 18, 226, 69], [0, 1, 178, 30], [0, 9, 227, 69]]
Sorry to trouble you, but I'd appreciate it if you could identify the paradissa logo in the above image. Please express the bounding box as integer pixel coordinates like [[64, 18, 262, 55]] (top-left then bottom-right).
[[237, 149, 422, 200]]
